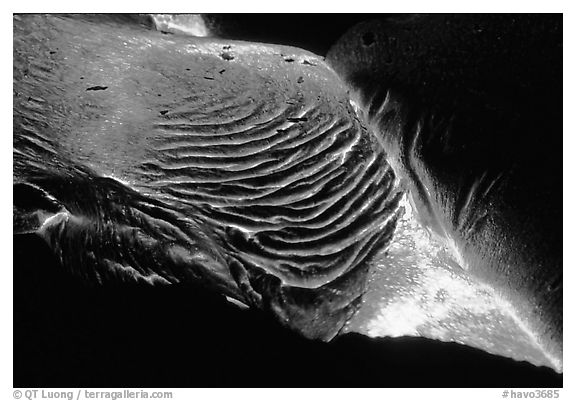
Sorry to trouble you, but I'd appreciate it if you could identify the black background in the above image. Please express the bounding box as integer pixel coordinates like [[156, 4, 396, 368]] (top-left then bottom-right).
[[14, 234, 562, 387]]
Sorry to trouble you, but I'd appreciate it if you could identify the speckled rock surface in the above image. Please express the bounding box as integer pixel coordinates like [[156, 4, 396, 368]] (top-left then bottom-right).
[[326, 14, 562, 368]]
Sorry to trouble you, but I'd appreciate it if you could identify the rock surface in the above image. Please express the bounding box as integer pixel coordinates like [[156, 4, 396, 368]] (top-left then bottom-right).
[[326, 14, 562, 369], [14, 14, 400, 341]]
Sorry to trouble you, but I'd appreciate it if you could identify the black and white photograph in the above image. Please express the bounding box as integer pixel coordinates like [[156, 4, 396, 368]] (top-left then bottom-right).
[[11, 8, 567, 394]]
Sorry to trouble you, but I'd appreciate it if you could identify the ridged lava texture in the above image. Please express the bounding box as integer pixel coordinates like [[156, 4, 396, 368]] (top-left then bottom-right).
[[13, 15, 402, 340]]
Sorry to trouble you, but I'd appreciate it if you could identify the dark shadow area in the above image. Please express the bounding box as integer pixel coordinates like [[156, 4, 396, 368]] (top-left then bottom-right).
[[14, 234, 562, 388], [202, 14, 391, 56]]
